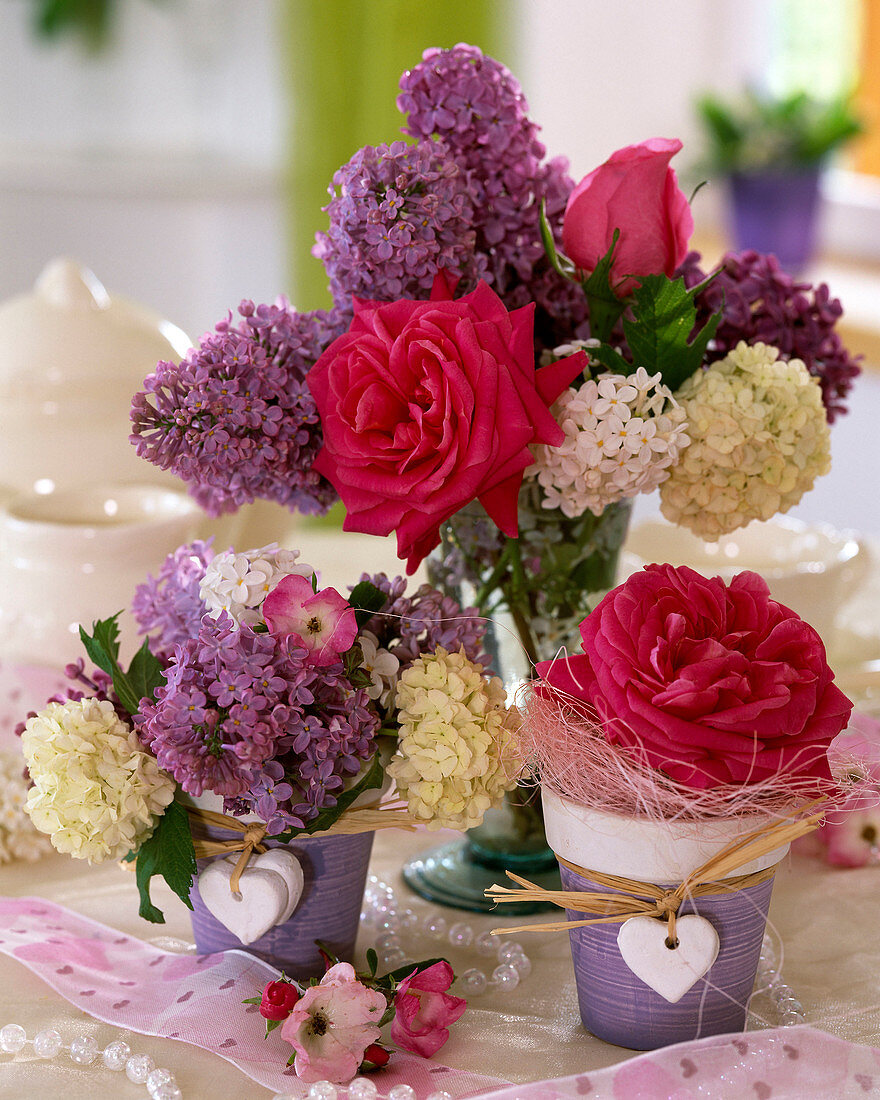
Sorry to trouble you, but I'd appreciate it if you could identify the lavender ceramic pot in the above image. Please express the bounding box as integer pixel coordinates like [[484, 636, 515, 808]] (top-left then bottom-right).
[[189, 830, 374, 981], [543, 790, 790, 1050]]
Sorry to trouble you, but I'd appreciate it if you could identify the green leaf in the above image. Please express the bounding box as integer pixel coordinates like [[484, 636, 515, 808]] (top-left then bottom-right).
[[79, 615, 165, 718], [125, 639, 166, 711], [538, 200, 575, 280], [133, 798, 197, 924], [348, 580, 387, 630], [366, 948, 378, 978], [79, 615, 122, 677], [622, 274, 722, 394], [580, 230, 627, 344], [588, 344, 631, 376], [265, 1018, 283, 1035], [374, 956, 449, 988], [273, 753, 385, 842]]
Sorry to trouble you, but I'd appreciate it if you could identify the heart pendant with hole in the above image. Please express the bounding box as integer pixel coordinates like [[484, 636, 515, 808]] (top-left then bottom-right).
[[617, 914, 720, 1003], [197, 849, 305, 945]]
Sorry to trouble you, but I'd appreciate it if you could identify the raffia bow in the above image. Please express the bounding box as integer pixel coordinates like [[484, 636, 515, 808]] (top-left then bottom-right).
[[485, 803, 826, 940], [186, 803, 418, 895]]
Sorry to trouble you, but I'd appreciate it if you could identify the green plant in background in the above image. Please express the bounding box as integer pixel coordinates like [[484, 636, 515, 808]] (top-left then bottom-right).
[[32, 0, 162, 50], [696, 89, 862, 174]]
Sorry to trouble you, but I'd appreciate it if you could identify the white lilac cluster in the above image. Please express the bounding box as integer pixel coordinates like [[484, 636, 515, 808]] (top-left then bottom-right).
[[21, 698, 175, 863], [0, 752, 52, 863], [528, 363, 690, 518], [660, 341, 831, 538], [199, 543, 315, 626]]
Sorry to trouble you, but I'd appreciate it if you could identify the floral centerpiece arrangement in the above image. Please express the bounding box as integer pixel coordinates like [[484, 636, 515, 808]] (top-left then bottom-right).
[[126, 43, 858, 896], [488, 562, 855, 1049], [18, 540, 519, 977]]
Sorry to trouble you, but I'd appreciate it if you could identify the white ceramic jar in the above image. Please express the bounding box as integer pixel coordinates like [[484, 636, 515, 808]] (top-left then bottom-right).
[[0, 258, 191, 499]]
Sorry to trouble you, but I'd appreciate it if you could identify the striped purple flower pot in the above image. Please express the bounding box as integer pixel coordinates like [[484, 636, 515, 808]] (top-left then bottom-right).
[[189, 830, 374, 981], [543, 789, 790, 1050]]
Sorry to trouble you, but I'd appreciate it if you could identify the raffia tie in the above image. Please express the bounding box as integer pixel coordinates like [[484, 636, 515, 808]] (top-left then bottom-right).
[[186, 804, 419, 895], [485, 803, 826, 940]]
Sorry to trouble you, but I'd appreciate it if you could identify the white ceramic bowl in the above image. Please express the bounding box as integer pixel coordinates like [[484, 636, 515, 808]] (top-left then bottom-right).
[[621, 516, 868, 641]]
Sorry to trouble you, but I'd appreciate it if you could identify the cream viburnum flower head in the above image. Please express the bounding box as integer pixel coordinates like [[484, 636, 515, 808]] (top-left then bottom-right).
[[527, 366, 690, 518], [387, 646, 520, 830], [0, 751, 52, 864], [199, 543, 315, 626], [659, 341, 831, 539], [22, 697, 176, 863]]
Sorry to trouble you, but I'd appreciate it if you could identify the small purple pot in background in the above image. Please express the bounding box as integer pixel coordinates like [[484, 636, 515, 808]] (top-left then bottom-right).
[[729, 167, 822, 272], [543, 789, 790, 1051]]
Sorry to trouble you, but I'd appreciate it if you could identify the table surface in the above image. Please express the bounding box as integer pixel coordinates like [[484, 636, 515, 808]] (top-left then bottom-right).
[[0, 826, 877, 1098], [0, 525, 878, 1096]]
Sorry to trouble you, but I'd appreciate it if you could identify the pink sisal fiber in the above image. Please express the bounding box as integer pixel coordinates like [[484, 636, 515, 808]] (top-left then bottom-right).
[[518, 680, 853, 823]]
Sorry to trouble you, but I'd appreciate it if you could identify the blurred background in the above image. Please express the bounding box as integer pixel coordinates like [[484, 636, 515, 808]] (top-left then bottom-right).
[[1, 0, 878, 531]]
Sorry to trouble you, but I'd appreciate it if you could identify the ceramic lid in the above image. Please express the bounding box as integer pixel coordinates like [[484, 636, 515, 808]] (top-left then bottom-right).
[[0, 259, 191, 494]]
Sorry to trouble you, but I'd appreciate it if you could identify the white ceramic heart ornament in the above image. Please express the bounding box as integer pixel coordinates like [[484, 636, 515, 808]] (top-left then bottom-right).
[[197, 850, 305, 945], [617, 915, 720, 1003]]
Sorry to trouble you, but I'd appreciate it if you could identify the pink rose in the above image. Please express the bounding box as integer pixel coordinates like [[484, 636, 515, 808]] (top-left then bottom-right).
[[562, 138, 693, 296], [259, 978, 299, 1021], [536, 564, 853, 789], [390, 960, 467, 1058], [263, 574, 357, 665], [308, 274, 587, 572], [279, 962, 387, 1084]]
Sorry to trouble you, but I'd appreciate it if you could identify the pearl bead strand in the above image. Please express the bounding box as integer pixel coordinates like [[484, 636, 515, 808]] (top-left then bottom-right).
[[271, 1084, 455, 1100], [752, 931, 807, 1027], [0, 1024, 183, 1098], [361, 874, 531, 995]]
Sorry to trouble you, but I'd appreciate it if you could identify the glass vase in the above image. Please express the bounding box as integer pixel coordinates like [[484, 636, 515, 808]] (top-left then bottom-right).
[[402, 482, 632, 912]]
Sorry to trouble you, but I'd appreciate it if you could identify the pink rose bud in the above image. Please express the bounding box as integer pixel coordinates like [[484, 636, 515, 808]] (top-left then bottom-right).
[[390, 960, 467, 1058], [260, 979, 300, 1021], [562, 137, 694, 296]]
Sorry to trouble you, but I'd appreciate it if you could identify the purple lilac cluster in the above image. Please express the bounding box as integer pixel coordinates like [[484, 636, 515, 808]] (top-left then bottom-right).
[[138, 614, 378, 832], [357, 573, 488, 669], [130, 302, 345, 516], [679, 249, 860, 421], [131, 539, 214, 661], [314, 138, 485, 316], [398, 44, 588, 350]]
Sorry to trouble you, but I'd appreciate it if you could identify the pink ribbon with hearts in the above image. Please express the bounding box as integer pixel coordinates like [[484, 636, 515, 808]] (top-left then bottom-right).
[[0, 896, 506, 1098]]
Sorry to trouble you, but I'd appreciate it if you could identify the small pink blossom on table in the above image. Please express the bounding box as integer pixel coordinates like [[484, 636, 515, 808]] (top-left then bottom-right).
[[279, 962, 387, 1083], [263, 574, 357, 665], [259, 978, 300, 1021], [818, 713, 880, 867], [390, 960, 467, 1057]]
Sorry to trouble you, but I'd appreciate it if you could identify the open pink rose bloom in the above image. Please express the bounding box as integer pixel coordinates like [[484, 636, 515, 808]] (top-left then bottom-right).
[[308, 273, 586, 571], [537, 564, 853, 789]]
